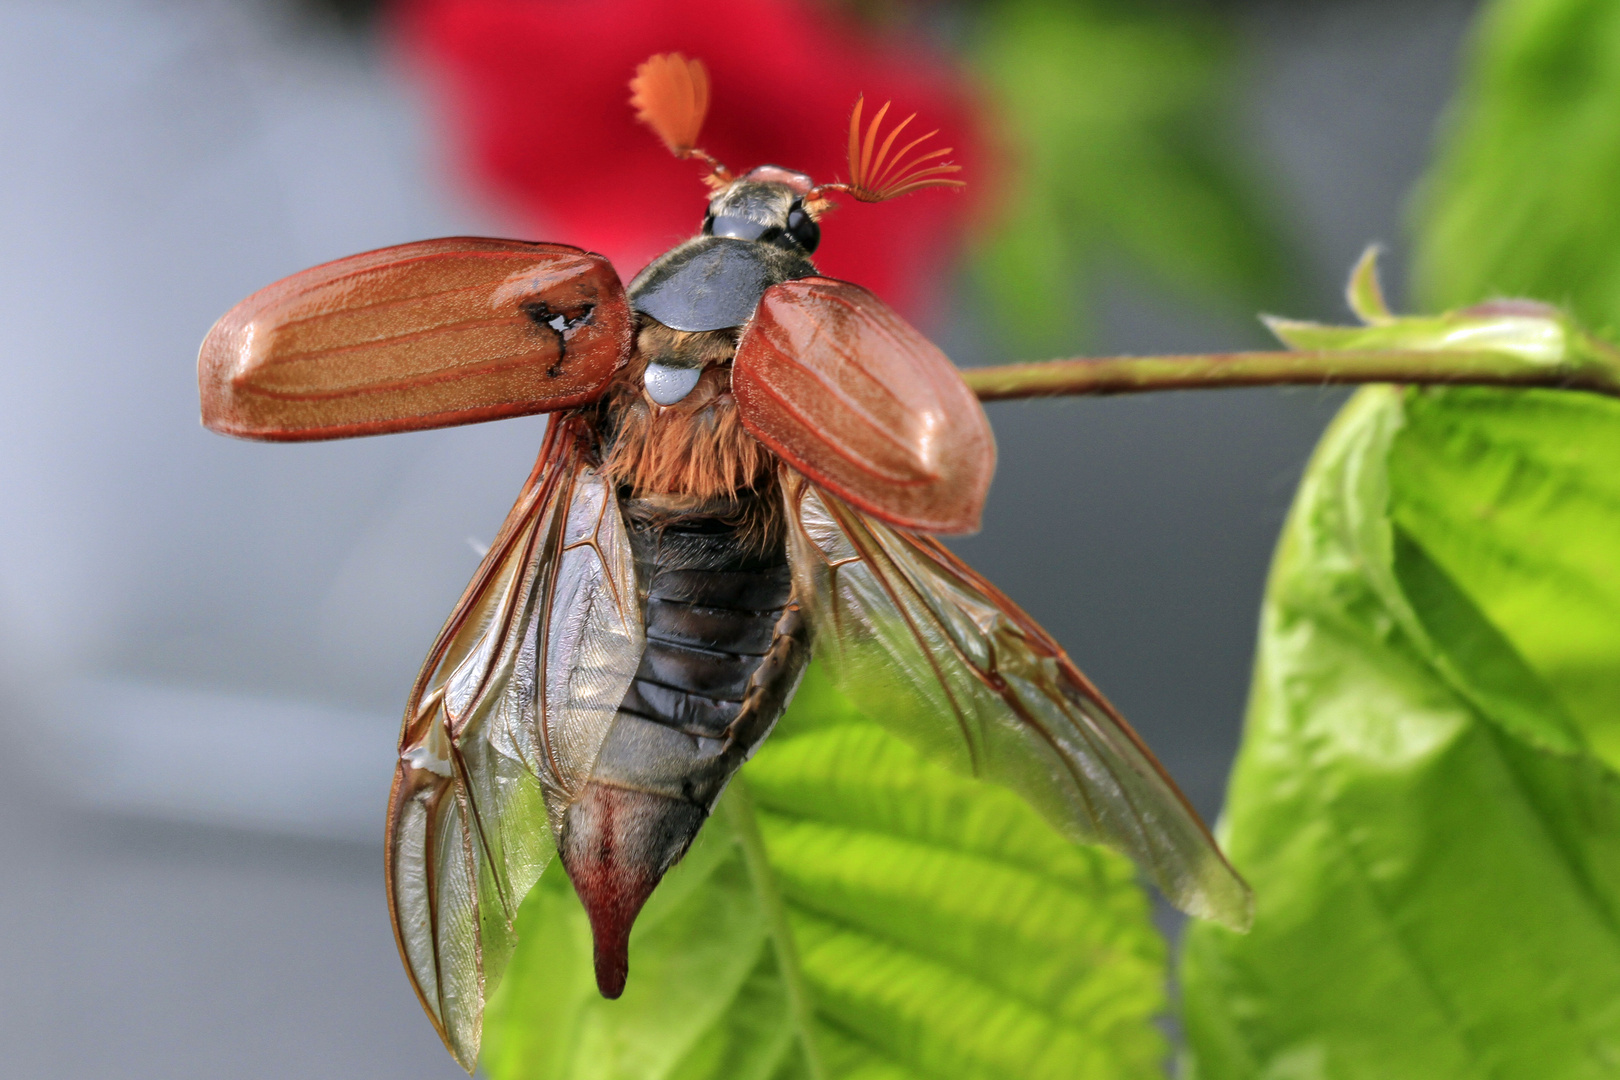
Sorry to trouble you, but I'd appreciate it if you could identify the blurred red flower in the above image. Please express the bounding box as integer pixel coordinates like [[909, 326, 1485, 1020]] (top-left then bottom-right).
[[389, 0, 992, 321]]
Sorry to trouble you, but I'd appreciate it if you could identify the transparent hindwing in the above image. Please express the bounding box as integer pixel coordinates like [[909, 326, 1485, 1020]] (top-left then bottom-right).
[[786, 476, 1253, 930], [385, 419, 643, 1071]]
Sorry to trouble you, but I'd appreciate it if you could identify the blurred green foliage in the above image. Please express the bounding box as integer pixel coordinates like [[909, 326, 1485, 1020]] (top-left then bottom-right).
[[1413, 0, 1620, 334], [969, 0, 1293, 350], [1181, 386, 1620, 1079], [481, 667, 1165, 1080]]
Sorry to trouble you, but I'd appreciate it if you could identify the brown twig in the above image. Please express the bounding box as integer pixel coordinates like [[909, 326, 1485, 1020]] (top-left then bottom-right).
[[963, 347, 1620, 402]]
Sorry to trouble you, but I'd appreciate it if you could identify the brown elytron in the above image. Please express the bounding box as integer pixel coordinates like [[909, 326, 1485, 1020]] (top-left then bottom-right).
[[199, 239, 630, 440], [198, 53, 1250, 1074], [735, 277, 993, 533]]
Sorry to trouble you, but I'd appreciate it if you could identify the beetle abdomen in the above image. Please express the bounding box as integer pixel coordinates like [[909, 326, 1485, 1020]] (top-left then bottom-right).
[[558, 490, 808, 997]]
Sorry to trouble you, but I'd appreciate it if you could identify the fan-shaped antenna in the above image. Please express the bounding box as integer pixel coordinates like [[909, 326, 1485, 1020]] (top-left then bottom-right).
[[630, 53, 731, 185], [816, 95, 964, 204]]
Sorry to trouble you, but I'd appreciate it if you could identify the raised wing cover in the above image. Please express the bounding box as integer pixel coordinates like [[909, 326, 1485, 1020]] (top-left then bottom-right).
[[733, 277, 994, 534], [200, 238, 631, 440]]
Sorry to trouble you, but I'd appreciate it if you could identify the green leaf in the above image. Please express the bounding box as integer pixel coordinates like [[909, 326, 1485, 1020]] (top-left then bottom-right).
[[1263, 298, 1577, 363], [1261, 249, 1620, 400], [968, 0, 1294, 349], [1412, 0, 1620, 334], [1180, 386, 1620, 1080], [1390, 387, 1620, 767], [481, 667, 1167, 1080]]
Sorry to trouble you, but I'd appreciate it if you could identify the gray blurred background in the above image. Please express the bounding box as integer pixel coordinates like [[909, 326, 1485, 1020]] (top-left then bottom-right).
[[0, 0, 1473, 1075]]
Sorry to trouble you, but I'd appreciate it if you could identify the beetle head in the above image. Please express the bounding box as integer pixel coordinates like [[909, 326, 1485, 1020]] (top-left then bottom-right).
[[702, 168, 820, 254], [629, 52, 963, 235]]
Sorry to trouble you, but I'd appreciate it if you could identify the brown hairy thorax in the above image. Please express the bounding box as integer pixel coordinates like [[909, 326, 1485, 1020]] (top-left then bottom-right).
[[600, 321, 774, 503]]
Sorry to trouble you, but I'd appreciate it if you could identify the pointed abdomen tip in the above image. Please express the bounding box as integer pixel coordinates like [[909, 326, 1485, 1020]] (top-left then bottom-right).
[[558, 782, 707, 1000], [594, 939, 630, 999]]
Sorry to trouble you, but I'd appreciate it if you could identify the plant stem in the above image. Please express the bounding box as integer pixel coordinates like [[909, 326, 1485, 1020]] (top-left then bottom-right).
[[719, 777, 827, 1080], [962, 348, 1620, 401]]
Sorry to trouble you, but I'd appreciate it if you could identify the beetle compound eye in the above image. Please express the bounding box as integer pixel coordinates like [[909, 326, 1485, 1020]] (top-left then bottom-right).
[[644, 362, 703, 405], [785, 205, 820, 253]]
